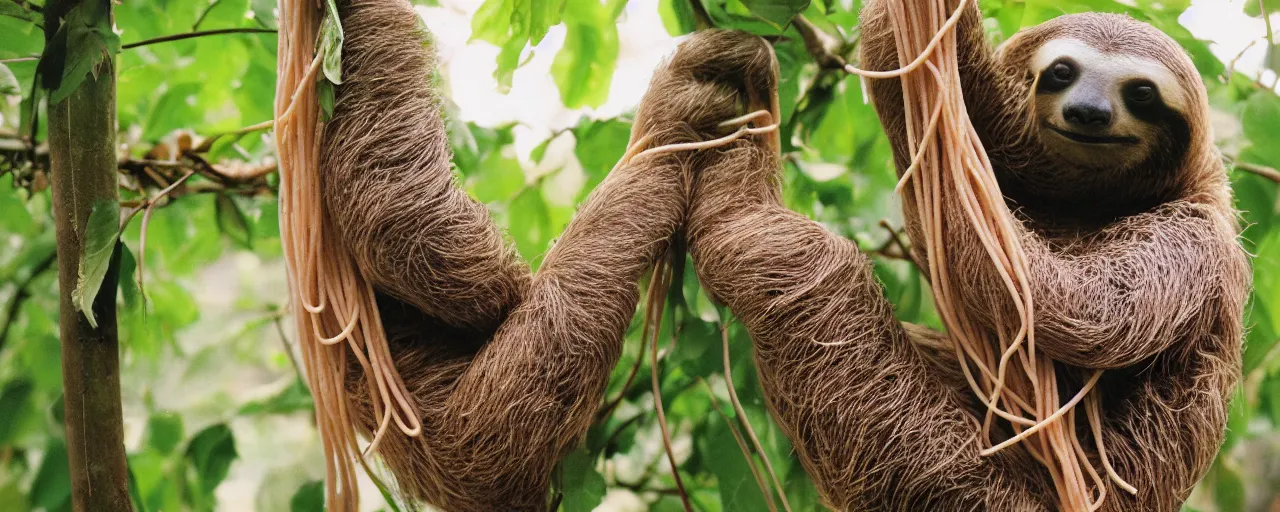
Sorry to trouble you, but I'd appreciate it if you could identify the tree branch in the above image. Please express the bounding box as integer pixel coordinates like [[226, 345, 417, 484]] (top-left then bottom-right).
[[1227, 156, 1280, 184], [793, 15, 848, 69], [0, 251, 56, 353], [121, 28, 276, 50], [48, 18, 133, 508], [689, 0, 713, 30]]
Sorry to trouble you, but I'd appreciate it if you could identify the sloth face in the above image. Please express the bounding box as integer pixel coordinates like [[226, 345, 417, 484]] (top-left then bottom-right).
[[1029, 39, 1192, 176]]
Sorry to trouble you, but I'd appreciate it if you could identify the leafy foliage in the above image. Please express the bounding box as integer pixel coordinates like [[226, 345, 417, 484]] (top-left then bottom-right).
[[0, 0, 1277, 511]]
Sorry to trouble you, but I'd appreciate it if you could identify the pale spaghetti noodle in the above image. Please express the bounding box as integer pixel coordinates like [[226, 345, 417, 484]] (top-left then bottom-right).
[[275, 0, 421, 509], [845, 0, 1136, 509]]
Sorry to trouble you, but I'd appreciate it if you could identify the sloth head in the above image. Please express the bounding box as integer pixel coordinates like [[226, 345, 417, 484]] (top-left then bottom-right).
[[1028, 38, 1192, 171], [998, 13, 1210, 215]]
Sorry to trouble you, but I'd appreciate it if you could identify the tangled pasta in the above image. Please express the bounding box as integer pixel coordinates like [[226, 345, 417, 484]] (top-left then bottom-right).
[[275, 0, 420, 509]]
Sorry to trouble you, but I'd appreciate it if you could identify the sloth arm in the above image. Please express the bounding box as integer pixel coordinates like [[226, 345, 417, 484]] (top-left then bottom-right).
[[346, 153, 686, 511], [321, 0, 529, 337], [687, 141, 1048, 511], [322, 1, 685, 509], [859, 0, 1234, 369], [404, 153, 686, 510]]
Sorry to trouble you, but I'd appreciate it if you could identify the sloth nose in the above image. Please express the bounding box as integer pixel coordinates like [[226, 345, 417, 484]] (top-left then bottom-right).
[[1063, 102, 1112, 128]]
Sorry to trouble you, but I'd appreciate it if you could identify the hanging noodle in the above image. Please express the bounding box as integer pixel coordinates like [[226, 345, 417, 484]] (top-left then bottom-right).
[[275, 0, 421, 509], [845, 0, 1135, 509]]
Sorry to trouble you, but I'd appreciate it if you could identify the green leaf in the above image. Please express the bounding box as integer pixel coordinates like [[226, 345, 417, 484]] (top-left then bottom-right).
[[73, 199, 121, 329], [1244, 0, 1261, 16], [0, 480, 30, 512], [0, 0, 40, 22], [0, 62, 18, 96], [144, 412, 185, 454], [508, 188, 551, 263], [126, 465, 148, 512], [318, 78, 335, 122], [320, 0, 344, 85], [118, 242, 143, 320], [238, 378, 314, 415], [0, 379, 33, 445], [471, 151, 525, 203], [30, 438, 71, 511], [571, 118, 630, 201], [529, 0, 566, 45], [558, 447, 605, 512], [289, 480, 325, 512], [471, 0, 516, 45], [1242, 92, 1280, 165], [741, 0, 811, 29], [700, 413, 771, 511], [250, 0, 277, 27], [552, 0, 620, 109], [185, 423, 238, 500], [1212, 462, 1246, 512], [214, 192, 253, 249], [471, 0, 566, 88], [658, 0, 699, 35], [141, 82, 204, 141], [47, 0, 121, 105]]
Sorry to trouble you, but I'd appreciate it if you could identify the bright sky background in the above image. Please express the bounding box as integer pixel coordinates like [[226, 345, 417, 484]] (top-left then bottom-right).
[[415, 0, 1279, 168]]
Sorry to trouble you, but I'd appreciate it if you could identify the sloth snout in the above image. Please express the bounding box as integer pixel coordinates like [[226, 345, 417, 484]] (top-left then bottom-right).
[[1063, 101, 1112, 128]]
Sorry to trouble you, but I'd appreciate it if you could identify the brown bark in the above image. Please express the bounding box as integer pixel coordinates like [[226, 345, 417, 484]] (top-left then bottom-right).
[[47, 48, 133, 512]]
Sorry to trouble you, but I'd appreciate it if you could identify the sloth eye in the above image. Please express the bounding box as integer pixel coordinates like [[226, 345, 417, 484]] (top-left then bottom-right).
[[1037, 59, 1077, 93], [1051, 62, 1074, 82], [1128, 84, 1156, 104]]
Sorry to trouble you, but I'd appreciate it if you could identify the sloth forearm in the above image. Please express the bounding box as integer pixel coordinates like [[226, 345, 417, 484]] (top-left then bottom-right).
[[688, 208, 1049, 511], [322, 0, 529, 335], [946, 201, 1234, 368], [414, 156, 689, 510], [687, 148, 1048, 511]]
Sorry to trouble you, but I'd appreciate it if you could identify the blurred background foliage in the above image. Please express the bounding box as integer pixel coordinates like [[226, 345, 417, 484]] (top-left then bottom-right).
[[1, 0, 1278, 510]]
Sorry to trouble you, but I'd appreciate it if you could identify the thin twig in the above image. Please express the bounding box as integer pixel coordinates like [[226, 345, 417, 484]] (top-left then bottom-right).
[[273, 311, 303, 376], [721, 323, 792, 512], [192, 119, 274, 153], [877, 220, 913, 259], [0, 252, 56, 352], [192, 0, 223, 30], [647, 260, 693, 512], [794, 16, 847, 69], [121, 28, 276, 50], [1229, 157, 1280, 184], [1260, 0, 1275, 50], [1223, 40, 1257, 83], [602, 413, 646, 451], [598, 338, 646, 421], [121, 170, 196, 229], [0, 56, 39, 63]]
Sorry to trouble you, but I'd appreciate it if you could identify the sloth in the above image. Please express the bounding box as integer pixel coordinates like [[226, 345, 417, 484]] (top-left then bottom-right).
[[679, 2, 1250, 512], [316, 1, 750, 510]]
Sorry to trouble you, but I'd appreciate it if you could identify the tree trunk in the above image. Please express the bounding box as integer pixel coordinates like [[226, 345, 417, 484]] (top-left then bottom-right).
[[47, 36, 133, 512]]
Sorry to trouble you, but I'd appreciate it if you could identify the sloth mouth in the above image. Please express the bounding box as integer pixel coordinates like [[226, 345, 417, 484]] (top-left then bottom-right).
[[1046, 125, 1140, 145]]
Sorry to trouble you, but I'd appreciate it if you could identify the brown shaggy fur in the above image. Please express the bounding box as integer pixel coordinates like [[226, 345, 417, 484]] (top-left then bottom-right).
[[680, 3, 1250, 511], [315, 1, 726, 509]]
